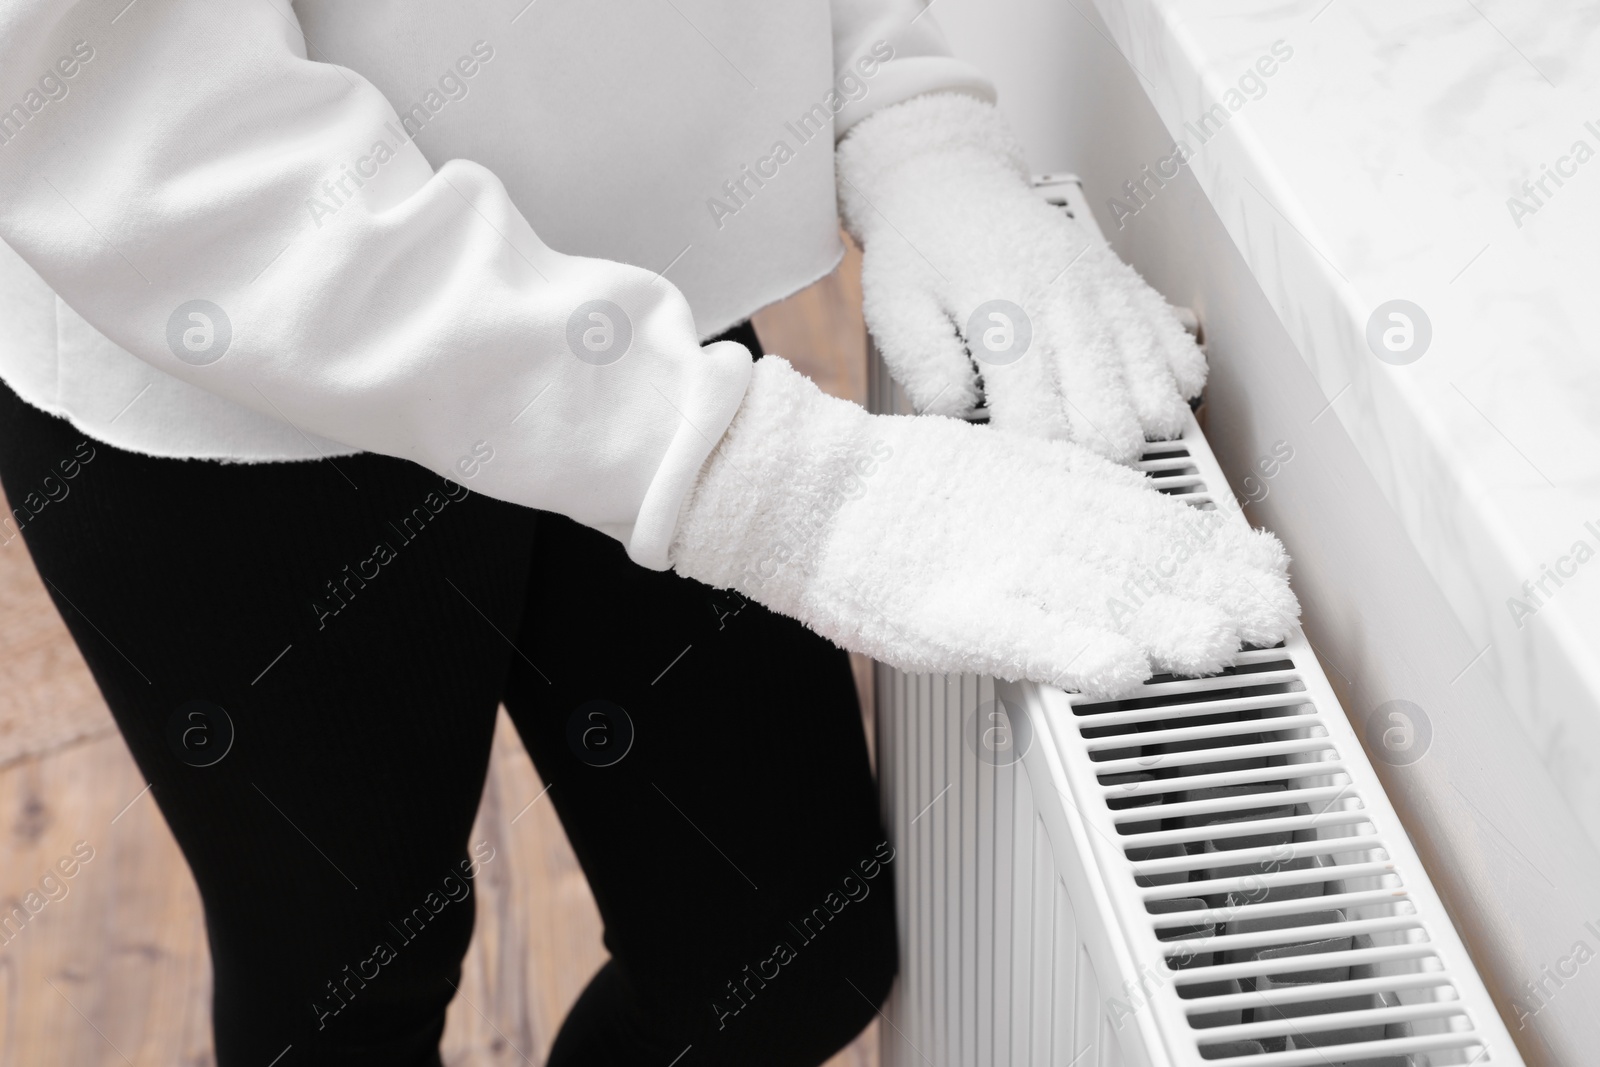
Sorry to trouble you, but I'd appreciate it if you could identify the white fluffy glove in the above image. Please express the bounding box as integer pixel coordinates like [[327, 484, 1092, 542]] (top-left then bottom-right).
[[670, 358, 1296, 698], [837, 92, 1207, 464]]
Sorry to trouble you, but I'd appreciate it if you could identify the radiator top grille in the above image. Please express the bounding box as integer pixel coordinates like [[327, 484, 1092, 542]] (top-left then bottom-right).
[[1044, 431, 1500, 1066]]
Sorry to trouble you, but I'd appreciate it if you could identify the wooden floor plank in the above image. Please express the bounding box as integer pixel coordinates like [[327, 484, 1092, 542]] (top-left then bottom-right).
[[0, 532, 115, 771]]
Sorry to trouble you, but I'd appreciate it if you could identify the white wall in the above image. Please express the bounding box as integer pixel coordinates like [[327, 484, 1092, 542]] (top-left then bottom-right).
[[931, 0, 1159, 196]]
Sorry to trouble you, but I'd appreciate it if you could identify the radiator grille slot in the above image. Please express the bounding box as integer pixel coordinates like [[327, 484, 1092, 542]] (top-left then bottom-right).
[[1136, 443, 1212, 504]]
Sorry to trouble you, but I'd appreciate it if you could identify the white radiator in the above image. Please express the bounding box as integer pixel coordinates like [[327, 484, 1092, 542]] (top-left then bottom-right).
[[871, 177, 1523, 1067]]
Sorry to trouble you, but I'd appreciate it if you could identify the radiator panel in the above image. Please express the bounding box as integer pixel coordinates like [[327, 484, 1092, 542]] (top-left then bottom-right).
[[871, 176, 1522, 1067], [880, 670, 1129, 1067]]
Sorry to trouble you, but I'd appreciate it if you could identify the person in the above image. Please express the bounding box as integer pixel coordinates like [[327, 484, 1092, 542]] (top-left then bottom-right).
[[0, 2, 1296, 1064]]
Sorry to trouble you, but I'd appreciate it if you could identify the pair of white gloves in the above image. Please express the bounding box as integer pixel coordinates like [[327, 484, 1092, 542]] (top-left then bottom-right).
[[670, 94, 1298, 697]]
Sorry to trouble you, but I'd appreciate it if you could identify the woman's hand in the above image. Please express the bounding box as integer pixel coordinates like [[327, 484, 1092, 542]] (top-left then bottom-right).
[[837, 92, 1206, 464], [671, 358, 1296, 699]]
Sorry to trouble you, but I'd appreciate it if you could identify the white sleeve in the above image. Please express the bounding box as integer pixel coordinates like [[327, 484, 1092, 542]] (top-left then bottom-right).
[[0, 0, 752, 570], [830, 0, 997, 138]]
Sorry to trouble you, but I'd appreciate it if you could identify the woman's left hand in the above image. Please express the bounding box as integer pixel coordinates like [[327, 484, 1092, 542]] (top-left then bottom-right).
[[837, 92, 1207, 464]]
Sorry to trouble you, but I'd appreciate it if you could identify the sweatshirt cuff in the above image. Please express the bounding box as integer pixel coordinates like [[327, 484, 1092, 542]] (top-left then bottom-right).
[[625, 339, 754, 570]]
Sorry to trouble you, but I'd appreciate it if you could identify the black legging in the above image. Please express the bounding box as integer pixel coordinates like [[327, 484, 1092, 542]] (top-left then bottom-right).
[[0, 323, 896, 1066]]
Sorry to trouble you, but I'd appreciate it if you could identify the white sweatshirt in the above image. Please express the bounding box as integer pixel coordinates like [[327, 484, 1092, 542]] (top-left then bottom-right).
[[0, 0, 991, 568]]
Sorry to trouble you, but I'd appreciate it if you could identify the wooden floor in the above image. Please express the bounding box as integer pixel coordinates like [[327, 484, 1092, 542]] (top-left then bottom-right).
[[0, 242, 876, 1066]]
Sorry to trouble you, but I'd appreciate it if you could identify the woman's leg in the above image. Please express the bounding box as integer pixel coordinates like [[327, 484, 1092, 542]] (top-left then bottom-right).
[[504, 512, 897, 1067], [502, 314, 897, 1067], [0, 382, 539, 1066]]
